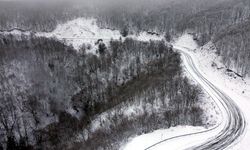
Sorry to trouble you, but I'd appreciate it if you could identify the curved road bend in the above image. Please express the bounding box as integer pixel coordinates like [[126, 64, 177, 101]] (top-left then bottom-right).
[[1, 28, 246, 150], [145, 47, 246, 150]]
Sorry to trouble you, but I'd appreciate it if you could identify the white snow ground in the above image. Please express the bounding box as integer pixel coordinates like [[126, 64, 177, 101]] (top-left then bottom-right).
[[1, 18, 164, 55], [36, 18, 164, 54], [123, 33, 250, 150], [121, 126, 206, 150], [36, 18, 121, 54], [122, 34, 221, 150], [174, 33, 250, 150], [3, 18, 249, 149]]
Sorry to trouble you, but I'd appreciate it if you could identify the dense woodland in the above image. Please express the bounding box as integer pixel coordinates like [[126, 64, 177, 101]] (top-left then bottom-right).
[[0, 0, 249, 77], [0, 34, 203, 149]]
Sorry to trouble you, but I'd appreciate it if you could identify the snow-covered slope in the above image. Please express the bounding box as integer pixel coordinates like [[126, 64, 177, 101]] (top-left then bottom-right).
[[1, 18, 164, 55], [36, 18, 121, 52], [174, 33, 250, 150], [126, 34, 247, 150], [174, 33, 198, 50], [128, 32, 164, 42], [36, 18, 164, 54], [121, 34, 221, 150], [175, 34, 250, 105]]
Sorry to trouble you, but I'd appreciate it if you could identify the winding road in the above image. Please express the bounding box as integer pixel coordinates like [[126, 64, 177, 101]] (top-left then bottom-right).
[[1, 28, 247, 150], [145, 46, 246, 150]]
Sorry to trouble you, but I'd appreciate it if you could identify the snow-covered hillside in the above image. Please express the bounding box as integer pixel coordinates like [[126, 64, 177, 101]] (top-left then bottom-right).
[[121, 33, 250, 150], [1, 18, 164, 55], [36, 18, 164, 54], [121, 34, 221, 150], [36, 18, 121, 53], [174, 34, 250, 104], [174, 34, 250, 150]]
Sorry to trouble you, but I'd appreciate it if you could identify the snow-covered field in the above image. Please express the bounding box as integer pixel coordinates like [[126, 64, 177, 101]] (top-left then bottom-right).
[[1, 18, 164, 55], [36, 18, 121, 53], [36, 18, 164, 53]]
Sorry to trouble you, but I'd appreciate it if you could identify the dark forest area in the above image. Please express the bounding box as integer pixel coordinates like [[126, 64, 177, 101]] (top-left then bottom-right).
[[0, 34, 203, 149], [0, 0, 249, 149]]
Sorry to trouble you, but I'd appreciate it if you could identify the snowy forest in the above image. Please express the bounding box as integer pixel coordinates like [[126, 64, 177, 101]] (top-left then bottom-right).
[[0, 0, 249, 77], [0, 34, 203, 149], [0, 0, 249, 149]]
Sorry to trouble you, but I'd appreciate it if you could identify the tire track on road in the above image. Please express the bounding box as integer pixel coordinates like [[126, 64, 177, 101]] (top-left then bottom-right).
[[145, 47, 246, 150]]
